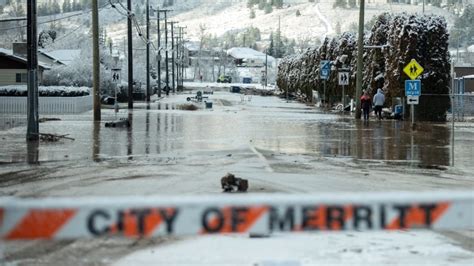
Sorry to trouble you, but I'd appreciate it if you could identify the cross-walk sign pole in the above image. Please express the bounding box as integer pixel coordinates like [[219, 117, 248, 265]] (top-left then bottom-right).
[[342, 84, 345, 107], [338, 71, 349, 108], [403, 59, 424, 130], [323, 80, 326, 106]]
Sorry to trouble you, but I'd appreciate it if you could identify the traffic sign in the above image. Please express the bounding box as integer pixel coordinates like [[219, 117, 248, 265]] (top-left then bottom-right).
[[320, 60, 330, 80], [407, 96, 419, 105], [338, 72, 349, 85], [405, 80, 421, 96], [403, 59, 424, 80]]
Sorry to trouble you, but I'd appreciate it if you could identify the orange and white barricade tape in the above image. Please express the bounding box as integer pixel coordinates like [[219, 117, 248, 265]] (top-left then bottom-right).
[[0, 191, 473, 240]]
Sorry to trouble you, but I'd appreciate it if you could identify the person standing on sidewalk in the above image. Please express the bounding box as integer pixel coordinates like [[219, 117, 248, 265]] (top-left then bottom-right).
[[360, 91, 372, 121], [373, 88, 385, 120]]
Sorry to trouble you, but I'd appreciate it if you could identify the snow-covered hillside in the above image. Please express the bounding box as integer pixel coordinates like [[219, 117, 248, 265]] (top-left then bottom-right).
[[169, 1, 456, 41]]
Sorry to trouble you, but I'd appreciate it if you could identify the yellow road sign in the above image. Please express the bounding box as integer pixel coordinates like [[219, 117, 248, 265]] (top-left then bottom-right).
[[403, 59, 424, 80]]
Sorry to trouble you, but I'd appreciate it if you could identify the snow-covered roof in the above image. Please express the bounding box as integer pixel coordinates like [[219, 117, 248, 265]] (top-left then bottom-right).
[[468, 45, 474, 53], [463, 74, 474, 79], [227, 47, 274, 62], [184, 42, 200, 52], [0, 48, 51, 70], [39, 49, 81, 65]]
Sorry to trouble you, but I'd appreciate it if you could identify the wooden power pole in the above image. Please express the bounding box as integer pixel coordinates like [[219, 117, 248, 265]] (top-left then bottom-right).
[[92, 0, 101, 121], [26, 0, 39, 141]]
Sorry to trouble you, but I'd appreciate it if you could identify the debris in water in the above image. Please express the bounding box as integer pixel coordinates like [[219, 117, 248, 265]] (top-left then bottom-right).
[[34, 133, 75, 142], [39, 117, 61, 123], [177, 103, 199, 111], [105, 118, 131, 128], [221, 173, 248, 192]]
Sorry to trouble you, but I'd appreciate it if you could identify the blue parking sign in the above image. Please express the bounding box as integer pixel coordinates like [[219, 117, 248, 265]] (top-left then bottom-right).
[[405, 80, 421, 96], [320, 60, 330, 80]]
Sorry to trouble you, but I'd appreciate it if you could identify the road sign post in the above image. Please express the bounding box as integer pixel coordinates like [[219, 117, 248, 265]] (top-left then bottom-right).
[[320, 61, 330, 105], [338, 72, 349, 107], [403, 59, 424, 129]]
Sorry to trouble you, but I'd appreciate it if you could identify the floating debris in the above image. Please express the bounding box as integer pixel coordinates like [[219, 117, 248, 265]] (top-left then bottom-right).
[[221, 173, 248, 193]]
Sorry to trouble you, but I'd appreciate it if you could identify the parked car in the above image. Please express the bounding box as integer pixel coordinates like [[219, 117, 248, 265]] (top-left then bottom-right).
[[217, 75, 232, 83]]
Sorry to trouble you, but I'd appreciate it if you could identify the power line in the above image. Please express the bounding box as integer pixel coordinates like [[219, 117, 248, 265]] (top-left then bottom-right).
[[0, 4, 111, 31], [108, 0, 159, 52]]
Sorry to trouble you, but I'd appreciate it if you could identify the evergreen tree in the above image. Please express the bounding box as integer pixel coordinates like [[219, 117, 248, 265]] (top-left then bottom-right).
[[258, 0, 265, 10], [296, 9, 301, 16], [453, 5, 474, 46], [62, 0, 72, 12], [135, 4, 144, 24], [247, 0, 257, 8], [264, 3, 272, 14], [52, 0, 61, 14], [273, 0, 283, 8], [348, 0, 356, 8], [250, 9, 256, 19], [269, 32, 275, 57], [333, 0, 346, 9]]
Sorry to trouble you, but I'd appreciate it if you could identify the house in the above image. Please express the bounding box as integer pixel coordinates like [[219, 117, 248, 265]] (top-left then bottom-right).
[[227, 47, 275, 68], [226, 47, 277, 84], [0, 44, 50, 86], [38, 49, 81, 67], [455, 66, 474, 93]]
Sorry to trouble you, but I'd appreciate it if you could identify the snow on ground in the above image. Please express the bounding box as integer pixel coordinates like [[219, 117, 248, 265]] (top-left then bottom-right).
[[115, 231, 473, 266]]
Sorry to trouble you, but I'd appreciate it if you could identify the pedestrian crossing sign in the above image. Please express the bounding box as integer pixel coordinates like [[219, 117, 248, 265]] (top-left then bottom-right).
[[403, 59, 424, 80]]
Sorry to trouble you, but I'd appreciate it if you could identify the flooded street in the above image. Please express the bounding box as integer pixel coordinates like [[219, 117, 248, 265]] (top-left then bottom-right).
[[0, 91, 473, 265], [0, 92, 474, 189]]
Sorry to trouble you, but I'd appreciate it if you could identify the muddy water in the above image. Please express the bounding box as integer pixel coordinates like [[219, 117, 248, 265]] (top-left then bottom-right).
[[0, 96, 472, 171]]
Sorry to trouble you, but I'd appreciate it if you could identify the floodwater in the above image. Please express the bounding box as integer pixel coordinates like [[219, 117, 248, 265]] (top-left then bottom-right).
[[1, 91, 473, 266], [0, 91, 473, 172]]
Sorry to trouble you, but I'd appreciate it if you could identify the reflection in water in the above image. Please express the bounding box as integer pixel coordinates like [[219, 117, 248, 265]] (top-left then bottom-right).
[[92, 121, 101, 162], [1, 100, 456, 169], [127, 112, 133, 160], [315, 120, 451, 167], [145, 106, 150, 155], [26, 140, 39, 164]]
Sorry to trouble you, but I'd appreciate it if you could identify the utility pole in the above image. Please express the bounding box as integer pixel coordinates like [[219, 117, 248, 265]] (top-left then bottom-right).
[[265, 49, 268, 88], [175, 32, 180, 91], [164, 12, 169, 95], [92, 0, 100, 121], [145, 0, 150, 102], [168, 21, 178, 93], [156, 7, 161, 98], [423, 0, 425, 13], [157, 8, 161, 98], [154, 9, 171, 97], [26, 0, 39, 141], [178, 26, 186, 90], [355, 0, 365, 119], [127, 0, 133, 108]]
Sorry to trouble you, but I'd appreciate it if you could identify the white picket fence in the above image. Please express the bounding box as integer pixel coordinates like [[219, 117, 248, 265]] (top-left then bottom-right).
[[0, 95, 92, 114]]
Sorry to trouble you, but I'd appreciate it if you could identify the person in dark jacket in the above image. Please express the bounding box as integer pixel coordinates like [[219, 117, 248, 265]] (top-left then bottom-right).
[[360, 91, 372, 120]]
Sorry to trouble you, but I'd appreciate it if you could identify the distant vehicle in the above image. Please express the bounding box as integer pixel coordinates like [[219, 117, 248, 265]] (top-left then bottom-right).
[[217, 75, 232, 83]]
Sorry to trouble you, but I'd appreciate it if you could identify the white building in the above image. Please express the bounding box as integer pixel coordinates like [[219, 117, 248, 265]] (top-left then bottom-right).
[[227, 47, 277, 84], [227, 47, 276, 68]]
